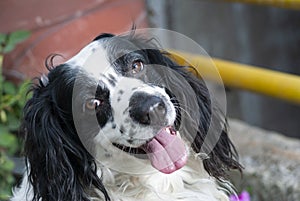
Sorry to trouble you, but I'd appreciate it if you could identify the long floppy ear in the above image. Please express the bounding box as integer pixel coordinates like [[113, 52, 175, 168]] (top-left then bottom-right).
[[22, 63, 110, 201], [170, 60, 243, 179], [180, 68, 243, 179]]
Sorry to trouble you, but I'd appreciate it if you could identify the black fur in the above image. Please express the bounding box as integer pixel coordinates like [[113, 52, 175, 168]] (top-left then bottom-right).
[[22, 65, 110, 201]]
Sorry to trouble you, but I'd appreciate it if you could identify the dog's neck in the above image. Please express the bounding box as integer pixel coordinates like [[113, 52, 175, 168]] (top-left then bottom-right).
[[97, 158, 230, 201]]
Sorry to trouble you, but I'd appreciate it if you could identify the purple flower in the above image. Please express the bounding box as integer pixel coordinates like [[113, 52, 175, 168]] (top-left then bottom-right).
[[229, 190, 251, 201]]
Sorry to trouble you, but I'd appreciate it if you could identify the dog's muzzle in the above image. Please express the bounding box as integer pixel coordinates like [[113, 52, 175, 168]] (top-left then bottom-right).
[[124, 91, 187, 174]]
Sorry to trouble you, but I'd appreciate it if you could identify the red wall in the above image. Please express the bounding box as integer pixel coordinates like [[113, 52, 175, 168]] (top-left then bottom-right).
[[1, 0, 148, 81]]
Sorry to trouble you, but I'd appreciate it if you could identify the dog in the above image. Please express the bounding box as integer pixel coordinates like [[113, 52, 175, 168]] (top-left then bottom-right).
[[11, 31, 242, 201]]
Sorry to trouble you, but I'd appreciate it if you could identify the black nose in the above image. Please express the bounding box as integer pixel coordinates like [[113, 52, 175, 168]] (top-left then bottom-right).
[[129, 92, 167, 125]]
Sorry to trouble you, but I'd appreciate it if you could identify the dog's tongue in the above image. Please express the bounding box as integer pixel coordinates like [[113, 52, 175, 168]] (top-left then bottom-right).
[[142, 127, 187, 174]]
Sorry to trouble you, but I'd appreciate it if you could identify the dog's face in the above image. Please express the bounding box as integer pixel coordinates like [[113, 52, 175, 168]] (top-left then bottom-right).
[[69, 34, 190, 174], [23, 32, 242, 200]]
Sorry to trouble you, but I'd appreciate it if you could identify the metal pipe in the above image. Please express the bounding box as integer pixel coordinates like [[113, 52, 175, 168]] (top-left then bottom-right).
[[170, 51, 300, 105], [222, 0, 300, 10]]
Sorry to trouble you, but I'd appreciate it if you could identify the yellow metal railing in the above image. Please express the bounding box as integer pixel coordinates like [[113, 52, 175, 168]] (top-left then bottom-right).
[[222, 0, 300, 10], [170, 51, 300, 105]]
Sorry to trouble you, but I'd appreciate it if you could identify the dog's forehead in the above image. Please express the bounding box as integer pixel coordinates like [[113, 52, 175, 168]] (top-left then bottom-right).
[[66, 36, 139, 65], [66, 40, 108, 69], [66, 36, 141, 78], [66, 39, 119, 82]]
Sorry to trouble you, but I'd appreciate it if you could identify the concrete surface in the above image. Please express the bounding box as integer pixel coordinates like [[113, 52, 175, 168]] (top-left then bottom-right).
[[229, 119, 300, 201]]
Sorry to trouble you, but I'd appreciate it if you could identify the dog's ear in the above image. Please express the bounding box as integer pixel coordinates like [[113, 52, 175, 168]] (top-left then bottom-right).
[[189, 91, 243, 179], [200, 123, 243, 179], [172, 63, 243, 179], [22, 64, 110, 201]]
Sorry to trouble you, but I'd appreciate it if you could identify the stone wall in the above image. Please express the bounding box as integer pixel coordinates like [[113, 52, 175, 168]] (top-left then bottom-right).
[[228, 119, 300, 201]]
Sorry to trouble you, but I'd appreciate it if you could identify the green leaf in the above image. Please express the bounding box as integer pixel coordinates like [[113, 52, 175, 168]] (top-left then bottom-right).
[[0, 33, 6, 44], [1, 30, 30, 54], [2, 43, 16, 54], [1, 94, 18, 109], [6, 113, 20, 131], [0, 110, 7, 123], [3, 81, 17, 95], [8, 30, 30, 45], [0, 191, 11, 201], [0, 124, 9, 134], [17, 80, 31, 107], [18, 80, 31, 94], [0, 156, 14, 171], [0, 132, 17, 150], [0, 73, 4, 82], [17, 80, 31, 99]]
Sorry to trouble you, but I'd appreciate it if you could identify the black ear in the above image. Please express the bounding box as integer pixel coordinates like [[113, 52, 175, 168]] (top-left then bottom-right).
[[201, 124, 243, 179], [22, 64, 110, 201], [173, 64, 243, 179]]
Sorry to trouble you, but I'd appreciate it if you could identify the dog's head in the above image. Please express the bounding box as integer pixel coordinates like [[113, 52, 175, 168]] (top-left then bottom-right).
[[22, 32, 242, 200]]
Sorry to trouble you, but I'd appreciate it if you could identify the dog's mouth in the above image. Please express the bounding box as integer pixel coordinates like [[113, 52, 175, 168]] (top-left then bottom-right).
[[113, 126, 188, 174]]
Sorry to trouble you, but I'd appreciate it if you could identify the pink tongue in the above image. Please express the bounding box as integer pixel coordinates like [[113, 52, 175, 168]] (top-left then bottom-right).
[[142, 128, 187, 174]]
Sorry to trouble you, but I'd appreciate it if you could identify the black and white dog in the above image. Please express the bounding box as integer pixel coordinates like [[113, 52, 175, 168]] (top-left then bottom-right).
[[12, 31, 242, 201]]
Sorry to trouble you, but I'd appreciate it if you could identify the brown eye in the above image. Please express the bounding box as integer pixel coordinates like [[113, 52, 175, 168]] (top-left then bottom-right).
[[131, 60, 144, 74], [85, 98, 102, 110]]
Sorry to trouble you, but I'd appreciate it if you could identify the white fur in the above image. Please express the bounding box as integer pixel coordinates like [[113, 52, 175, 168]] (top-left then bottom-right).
[[99, 156, 230, 201], [11, 171, 34, 201], [12, 157, 230, 201]]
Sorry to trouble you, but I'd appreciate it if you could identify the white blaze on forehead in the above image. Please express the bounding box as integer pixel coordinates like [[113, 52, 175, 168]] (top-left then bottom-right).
[[67, 41, 103, 66], [66, 40, 113, 79], [82, 46, 112, 79]]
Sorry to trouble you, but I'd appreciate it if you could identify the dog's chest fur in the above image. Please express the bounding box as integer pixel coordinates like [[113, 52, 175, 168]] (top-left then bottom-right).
[[94, 160, 229, 201]]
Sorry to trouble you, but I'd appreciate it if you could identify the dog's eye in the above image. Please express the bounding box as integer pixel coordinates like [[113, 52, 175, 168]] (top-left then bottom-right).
[[131, 60, 144, 74], [85, 98, 102, 110]]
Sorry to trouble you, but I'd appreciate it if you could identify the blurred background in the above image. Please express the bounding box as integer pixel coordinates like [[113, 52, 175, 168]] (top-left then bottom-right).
[[1, 0, 300, 138], [1, 0, 300, 200], [146, 0, 300, 139]]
